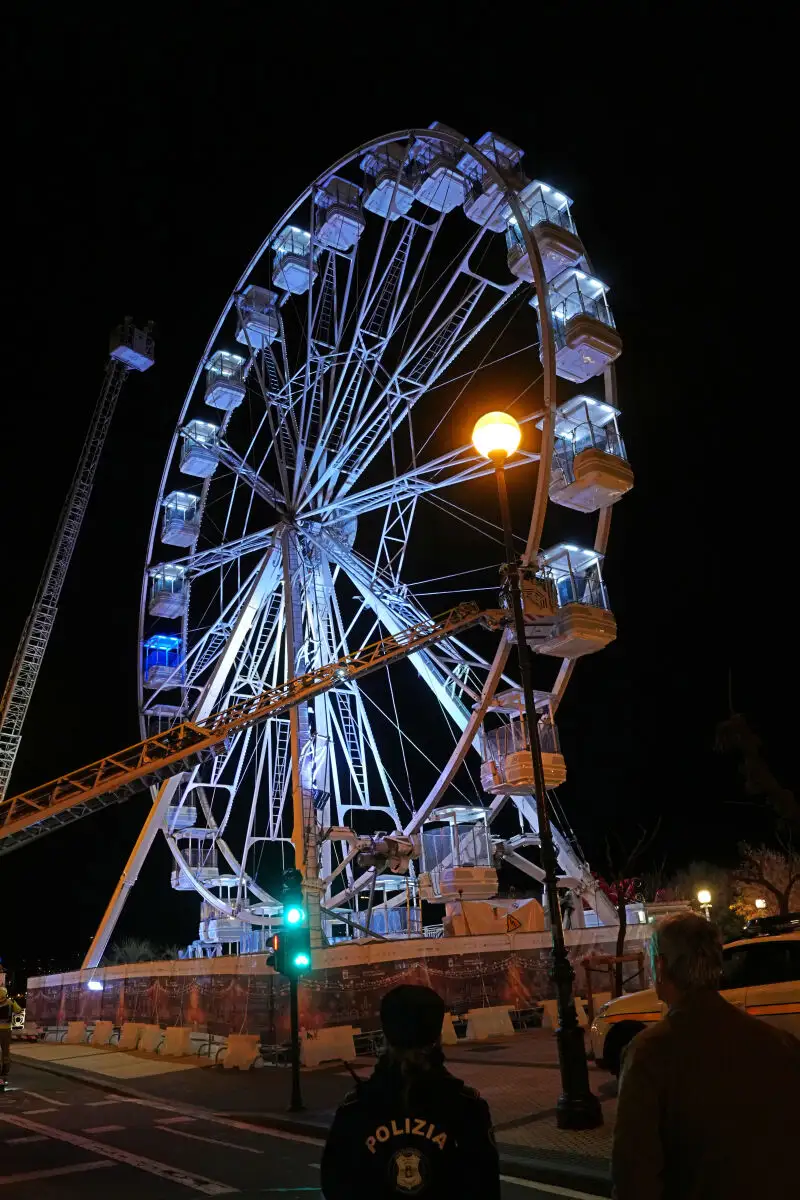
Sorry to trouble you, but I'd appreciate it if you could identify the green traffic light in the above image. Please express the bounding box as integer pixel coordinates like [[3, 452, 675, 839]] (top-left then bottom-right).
[[285, 905, 305, 925], [293, 952, 311, 968]]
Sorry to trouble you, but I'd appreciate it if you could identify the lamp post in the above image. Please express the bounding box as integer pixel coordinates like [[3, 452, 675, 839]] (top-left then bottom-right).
[[472, 411, 602, 1131], [754, 898, 766, 912], [697, 889, 712, 922]]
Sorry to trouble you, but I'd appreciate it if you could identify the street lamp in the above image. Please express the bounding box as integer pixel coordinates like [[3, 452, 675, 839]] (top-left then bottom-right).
[[697, 889, 712, 921], [754, 898, 767, 911], [472, 411, 602, 1131]]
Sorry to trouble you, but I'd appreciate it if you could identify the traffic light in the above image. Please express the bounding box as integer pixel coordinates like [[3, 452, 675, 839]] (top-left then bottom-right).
[[266, 932, 285, 975], [281, 869, 312, 978]]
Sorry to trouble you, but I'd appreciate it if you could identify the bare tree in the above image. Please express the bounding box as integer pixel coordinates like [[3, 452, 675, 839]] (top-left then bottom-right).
[[731, 842, 800, 918], [715, 675, 799, 832], [596, 821, 662, 995]]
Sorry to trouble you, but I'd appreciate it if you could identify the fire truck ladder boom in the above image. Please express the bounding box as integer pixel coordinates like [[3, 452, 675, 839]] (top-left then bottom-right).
[[0, 320, 155, 801], [0, 602, 501, 854]]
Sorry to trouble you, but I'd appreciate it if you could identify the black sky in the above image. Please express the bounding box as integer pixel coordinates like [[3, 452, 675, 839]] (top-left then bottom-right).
[[2, 4, 790, 973]]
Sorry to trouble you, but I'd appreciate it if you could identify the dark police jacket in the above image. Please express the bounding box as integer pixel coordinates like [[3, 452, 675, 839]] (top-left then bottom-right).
[[321, 1058, 500, 1199]]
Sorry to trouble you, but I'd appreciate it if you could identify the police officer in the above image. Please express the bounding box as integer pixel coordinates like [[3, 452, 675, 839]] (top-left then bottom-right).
[[0, 986, 23, 1084], [321, 984, 500, 1199]]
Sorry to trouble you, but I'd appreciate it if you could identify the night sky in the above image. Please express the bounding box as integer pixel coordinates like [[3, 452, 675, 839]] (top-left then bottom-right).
[[3, 7, 789, 976]]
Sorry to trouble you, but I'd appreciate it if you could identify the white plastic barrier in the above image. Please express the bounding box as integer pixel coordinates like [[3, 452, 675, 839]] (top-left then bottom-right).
[[300, 1025, 357, 1068], [573, 998, 589, 1028], [220, 1034, 261, 1070], [63, 1021, 87, 1045], [464, 1006, 514, 1041], [117, 1022, 143, 1050], [162, 1026, 193, 1056], [90, 1021, 114, 1047], [441, 1013, 459, 1046], [138, 1025, 164, 1053], [540, 1000, 559, 1030]]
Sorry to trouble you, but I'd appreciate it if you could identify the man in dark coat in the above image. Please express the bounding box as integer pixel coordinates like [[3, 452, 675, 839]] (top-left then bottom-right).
[[321, 984, 500, 1199], [613, 912, 800, 1200]]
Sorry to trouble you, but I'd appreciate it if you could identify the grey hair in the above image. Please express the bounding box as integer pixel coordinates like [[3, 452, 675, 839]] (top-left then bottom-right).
[[650, 913, 722, 992]]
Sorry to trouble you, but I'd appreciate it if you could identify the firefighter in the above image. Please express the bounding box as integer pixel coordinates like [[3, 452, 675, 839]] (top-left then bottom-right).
[[0, 986, 23, 1085], [321, 984, 500, 1199]]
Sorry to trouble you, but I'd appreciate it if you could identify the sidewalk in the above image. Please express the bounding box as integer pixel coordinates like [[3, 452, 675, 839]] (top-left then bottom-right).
[[12, 1030, 614, 1194]]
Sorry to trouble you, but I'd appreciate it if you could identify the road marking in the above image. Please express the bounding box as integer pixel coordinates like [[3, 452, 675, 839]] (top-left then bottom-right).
[[500, 1176, 604, 1198], [4, 1135, 49, 1144], [0, 1161, 116, 1186], [119, 1096, 324, 1146], [161, 1127, 263, 1154], [23, 1107, 60, 1114], [155, 1115, 196, 1125], [22, 1090, 68, 1106], [0, 1114, 238, 1195], [84, 1124, 126, 1133], [86, 1097, 127, 1106]]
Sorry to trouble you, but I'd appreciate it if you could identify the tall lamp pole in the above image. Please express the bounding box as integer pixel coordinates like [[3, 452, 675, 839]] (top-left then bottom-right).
[[473, 412, 602, 1131]]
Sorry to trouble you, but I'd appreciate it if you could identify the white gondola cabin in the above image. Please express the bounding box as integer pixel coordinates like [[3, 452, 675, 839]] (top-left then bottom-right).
[[235, 285, 280, 349], [506, 181, 585, 282], [161, 490, 200, 547], [418, 806, 497, 902], [542, 395, 633, 512], [205, 350, 246, 412], [479, 689, 566, 796], [170, 831, 219, 890], [361, 142, 415, 220], [143, 634, 182, 690], [148, 563, 186, 618], [531, 268, 622, 382], [271, 226, 319, 294], [534, 544, 616, 658], [460, 131, 525, 231], [180, 419, 220, 479], [315, 176, 365, 250], [410, 122, 466, 214]]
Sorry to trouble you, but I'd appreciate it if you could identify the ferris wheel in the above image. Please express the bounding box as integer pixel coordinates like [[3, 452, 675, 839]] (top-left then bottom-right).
[[138, 124, 630, 949]]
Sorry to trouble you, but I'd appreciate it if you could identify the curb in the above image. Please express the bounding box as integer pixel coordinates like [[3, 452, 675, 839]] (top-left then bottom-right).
[[20, 1055, 611, 1195]]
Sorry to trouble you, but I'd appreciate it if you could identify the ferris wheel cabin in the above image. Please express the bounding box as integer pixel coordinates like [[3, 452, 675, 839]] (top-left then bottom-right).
[[161, 490, 201, 547], [235, 285, 280, 349], [479, 688, 567, 796], [506, 181, 585, 282], [204, 350, 246, 412], [460, 131, 525, 231], [315, 176, 366, 250], [544, 395, 634, 512], [534, 544, 617, 658], [170, 830, 220, 890], [410, 122, 466, 213], [271, 226, 319, 294], [142, 634, 183, 690], [418, 805, 498, 902], [360, 142, 415, 220], [148, 563, 186, 618], [532, 268, 622, 382], [180, 419, 220, 479]]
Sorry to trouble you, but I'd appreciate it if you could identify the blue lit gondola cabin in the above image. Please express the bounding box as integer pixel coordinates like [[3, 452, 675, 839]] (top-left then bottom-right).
[[143, 634, 183, 690], [271, 227, 319, 295], [542, 395, 634, 512], [410, 121, 466, 214], [506, 181, 585, 282], [531, 267, 622, 382], [235, 284, 280, 350], [204, 350, 246, 412], [315, 175, 365, 251], [148, 564, 186, 619], [532, 544, 617, 658], [180, 419, 220, 479], [361, 142, 415, 220]]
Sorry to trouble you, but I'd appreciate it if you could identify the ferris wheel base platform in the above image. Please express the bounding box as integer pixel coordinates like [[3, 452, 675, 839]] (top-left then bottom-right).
[[23, 924, 651, 1045]]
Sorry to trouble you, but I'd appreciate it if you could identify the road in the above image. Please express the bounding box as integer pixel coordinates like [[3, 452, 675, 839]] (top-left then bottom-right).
[[0, 1062, 604, 1198]]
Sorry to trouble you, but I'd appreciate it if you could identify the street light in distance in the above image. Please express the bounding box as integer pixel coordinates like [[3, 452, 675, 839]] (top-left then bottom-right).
[[697, 889, 712, 921], [471, 410, 602, 1132]]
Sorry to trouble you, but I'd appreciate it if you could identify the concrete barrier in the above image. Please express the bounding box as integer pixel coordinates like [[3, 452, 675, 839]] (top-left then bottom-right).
[[117, 1022, 144, 1050], [162, 1026, 193, 1056], [63, 1021, 87, 1045], [138, 1025, 164, 1053], [89, 1021, 114, 1047], [300, 1024, 357, 1068], [540, 1000, 559, 1031], [220, 1034, 261, 1070], [464, 1006, 514, 1041], [441, 1013, 459, 1045]]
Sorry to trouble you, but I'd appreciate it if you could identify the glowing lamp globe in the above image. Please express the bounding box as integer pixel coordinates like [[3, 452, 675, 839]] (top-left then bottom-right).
[[754, 898, 767, 911], [472, 412, 522, 460], [697, 889, 711, 906]]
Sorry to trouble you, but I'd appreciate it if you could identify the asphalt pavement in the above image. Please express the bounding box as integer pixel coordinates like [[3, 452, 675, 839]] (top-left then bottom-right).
[[0, 1062, 603, 1199]]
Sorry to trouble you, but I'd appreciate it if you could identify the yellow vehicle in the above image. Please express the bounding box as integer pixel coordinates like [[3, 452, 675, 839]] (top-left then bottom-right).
[[590, 915, 800, 1075]]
